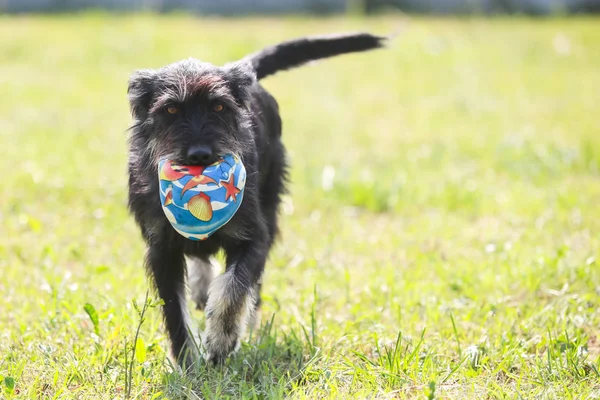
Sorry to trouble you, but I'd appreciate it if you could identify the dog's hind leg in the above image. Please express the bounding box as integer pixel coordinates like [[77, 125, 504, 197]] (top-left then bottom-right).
[[203, 234, 268, 364], [247, 278, 263, 333], [146, 242, 199, 370], [186, 256, 220, 311]]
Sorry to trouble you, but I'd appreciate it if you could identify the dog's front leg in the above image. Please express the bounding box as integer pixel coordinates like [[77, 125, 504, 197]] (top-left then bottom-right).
[[146, 242, 199, 370], [203, 238, 267, 364]]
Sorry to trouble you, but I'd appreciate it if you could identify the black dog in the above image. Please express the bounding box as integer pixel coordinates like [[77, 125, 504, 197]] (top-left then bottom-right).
[[126, 32, 386, 368]]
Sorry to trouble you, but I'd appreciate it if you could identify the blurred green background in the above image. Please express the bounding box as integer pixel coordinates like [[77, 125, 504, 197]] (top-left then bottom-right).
[[0, 10, 599, 400]]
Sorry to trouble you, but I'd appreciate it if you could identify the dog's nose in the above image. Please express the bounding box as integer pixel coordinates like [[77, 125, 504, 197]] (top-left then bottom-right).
[[186, 145, 214, 166]]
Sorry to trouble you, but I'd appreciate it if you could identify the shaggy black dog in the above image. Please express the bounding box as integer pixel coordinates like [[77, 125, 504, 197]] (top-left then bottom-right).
[[126, 32, 386, 368]]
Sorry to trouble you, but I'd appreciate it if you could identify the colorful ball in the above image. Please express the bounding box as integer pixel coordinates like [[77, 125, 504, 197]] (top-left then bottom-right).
[[158, 154, 246, 240]]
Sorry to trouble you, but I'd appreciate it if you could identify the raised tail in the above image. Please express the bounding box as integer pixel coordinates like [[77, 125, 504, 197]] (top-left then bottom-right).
[[243, 32, 387, 80]]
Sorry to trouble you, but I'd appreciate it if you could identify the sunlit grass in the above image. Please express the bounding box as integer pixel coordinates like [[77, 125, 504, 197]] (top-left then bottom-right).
[[0, 13, 599, 399]]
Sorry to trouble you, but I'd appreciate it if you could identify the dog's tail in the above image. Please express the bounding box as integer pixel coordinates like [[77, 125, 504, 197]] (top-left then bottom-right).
[[243, 32, 387, 80]]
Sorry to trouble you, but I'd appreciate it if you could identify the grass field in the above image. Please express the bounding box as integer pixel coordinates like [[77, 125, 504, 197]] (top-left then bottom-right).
[[1, 13, 600, 399]]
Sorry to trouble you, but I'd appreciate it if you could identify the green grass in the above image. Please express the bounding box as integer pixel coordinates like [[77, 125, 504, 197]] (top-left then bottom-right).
[[1, 13, 600, 399]]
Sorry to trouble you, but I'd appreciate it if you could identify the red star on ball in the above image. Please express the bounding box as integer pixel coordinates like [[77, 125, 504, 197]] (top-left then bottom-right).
[[221, 172, 241, 202]]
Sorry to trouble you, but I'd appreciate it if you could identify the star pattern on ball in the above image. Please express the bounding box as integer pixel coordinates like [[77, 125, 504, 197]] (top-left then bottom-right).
[[221, 172, 241, 202]]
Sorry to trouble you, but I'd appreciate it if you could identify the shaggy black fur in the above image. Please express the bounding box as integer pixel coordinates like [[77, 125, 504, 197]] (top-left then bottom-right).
[[126, 32, 386, 368]]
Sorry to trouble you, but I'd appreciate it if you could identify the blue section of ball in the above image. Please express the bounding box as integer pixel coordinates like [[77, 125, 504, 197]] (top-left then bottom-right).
[[158, 154, 246, 241]]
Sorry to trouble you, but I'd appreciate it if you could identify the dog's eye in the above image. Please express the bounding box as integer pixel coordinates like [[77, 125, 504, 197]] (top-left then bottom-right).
[[213, 104, 224, 113], [167, 106, 179, 115]]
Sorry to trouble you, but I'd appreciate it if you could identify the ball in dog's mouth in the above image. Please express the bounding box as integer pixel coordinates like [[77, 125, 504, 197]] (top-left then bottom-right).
[[157, 154, 246, 241]]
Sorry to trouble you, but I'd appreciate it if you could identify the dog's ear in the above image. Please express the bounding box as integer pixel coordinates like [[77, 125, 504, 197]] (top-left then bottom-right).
[[224, 62, 256, 105], [128, 69, 157, 120]]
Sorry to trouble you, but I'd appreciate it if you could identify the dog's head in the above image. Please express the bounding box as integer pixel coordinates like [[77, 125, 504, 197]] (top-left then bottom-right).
[[127, 58, 256, 166]]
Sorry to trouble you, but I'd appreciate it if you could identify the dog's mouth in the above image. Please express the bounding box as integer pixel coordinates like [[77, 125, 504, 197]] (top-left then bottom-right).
[[183, 159, 218, 167], [168, 153, 238, 169], [173, 155, 220, 168]]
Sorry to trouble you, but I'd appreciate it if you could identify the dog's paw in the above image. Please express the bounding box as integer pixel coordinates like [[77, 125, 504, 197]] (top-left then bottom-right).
[[202, 320, 241, 364], [178, 351, 201, 373], [170, 340, 202, 374], [201, 269, 254, 364]]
